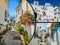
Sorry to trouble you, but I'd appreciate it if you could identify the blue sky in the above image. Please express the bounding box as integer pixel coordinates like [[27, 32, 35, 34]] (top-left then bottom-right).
[[9, 0, 19, 19], [28, 0, 60, 6], [38, 23, 47, 30], [9, 0, 60, 19]]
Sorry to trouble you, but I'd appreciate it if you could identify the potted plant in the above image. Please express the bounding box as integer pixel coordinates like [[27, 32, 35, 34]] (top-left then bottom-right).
[[23, 31, 30, 45], [45, 32, 50, 39]]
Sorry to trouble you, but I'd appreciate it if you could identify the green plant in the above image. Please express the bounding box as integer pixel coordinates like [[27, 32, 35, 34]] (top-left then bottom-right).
[[45, 32, 50, 39], [16, 24, 24, 34], [23, 31, 30, 41], [17, 27, 24, 34], [20, 11, 35, 26]]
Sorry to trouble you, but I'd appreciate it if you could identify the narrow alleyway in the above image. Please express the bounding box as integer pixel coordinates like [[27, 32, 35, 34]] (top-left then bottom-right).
[[1, 28, 23, 45]]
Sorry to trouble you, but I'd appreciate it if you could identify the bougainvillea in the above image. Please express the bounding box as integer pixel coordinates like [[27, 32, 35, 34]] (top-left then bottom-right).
[[19, 11, 35, 26]]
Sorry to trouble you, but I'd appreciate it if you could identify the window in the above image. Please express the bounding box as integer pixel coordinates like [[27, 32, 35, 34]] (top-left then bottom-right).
[[52, 19, 54, 21], [5, 10, 7, 21], [18, 11, 19, 15], [59, 9, 60, 11], [54, 16, 56, 18], [42, 11, 46, 16], [54, 12, 57, 15], [5, 10, 7, 17], [22, 10, 23, 14], [58, 12, 60, 14], [40, 15, 41, 17], [35, 8, 37, 9], [17, 10, 19, 15], [5, 19, 7, 21], [17, 9, 20, 15], [35, 2, 37, 5], [0, 27, 1, 30]]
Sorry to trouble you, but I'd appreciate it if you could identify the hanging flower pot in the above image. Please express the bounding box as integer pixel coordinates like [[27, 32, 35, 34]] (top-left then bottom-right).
[[45, 32, 50, 39]]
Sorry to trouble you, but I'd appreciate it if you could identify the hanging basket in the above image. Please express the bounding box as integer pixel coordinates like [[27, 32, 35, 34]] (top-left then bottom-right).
[[45, 32, 50, 39]]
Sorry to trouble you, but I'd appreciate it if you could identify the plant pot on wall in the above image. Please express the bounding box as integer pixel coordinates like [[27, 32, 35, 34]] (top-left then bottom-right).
[[45, 32, 50, 39]]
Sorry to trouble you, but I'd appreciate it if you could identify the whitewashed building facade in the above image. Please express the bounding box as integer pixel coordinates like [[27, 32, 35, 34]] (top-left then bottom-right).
[[31, 1, 60, 22], [16, 0, 35, 36], [0, 0, 9, 30]]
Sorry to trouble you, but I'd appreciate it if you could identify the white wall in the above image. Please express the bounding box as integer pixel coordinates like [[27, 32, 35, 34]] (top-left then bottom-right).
[[16, 1, 34, 23], [31, 25, 34, 36], [31, 1, 60, 20]]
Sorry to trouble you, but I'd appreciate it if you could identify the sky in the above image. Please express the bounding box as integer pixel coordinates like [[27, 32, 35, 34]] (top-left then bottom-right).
[[9, 0, 19, 19], [9, 0, 60, 19], [37, 23, 53, 31], [28, 0, 60, 6], [37, 23, 47, 30]]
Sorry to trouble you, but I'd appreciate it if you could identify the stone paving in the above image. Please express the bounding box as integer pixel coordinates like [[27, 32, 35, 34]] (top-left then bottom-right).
[[1, 29, 23, 45], [28, 37, 40, 45]]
